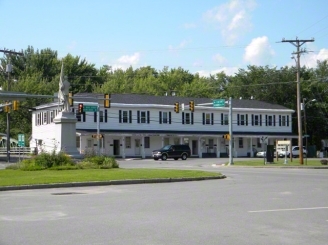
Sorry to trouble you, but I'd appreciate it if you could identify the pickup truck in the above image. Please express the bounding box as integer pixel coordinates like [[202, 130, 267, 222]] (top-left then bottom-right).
[[277, 146, 307, 158]]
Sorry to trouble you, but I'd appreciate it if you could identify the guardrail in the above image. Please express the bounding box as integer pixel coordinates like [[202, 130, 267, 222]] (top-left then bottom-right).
[[0, 147, 32, 155]]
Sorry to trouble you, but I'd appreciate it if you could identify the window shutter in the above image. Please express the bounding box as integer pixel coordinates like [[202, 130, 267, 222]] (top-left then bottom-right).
[[94, 112, 97, 122], [202, 113, 205, 125], [260, 115, 262, 126], [182, 112, 185, 124], [246, 114, 248, 126], [119, 110, 122, 123], [211, 113, 214, 125], [265, 115, 268, 126], [147, 111, 150, 124], [129, 110, 132, 123], [237, 114, 240, 125], [251, 114, 254, 126], [105, 110, 108, 123], [137, 111, 140, 123], [169, 112, 171, 124], [279, 115, 281, 126], [287, 115, 289, 127], [221, 113, 223, 125], [273, 115, 276, 126], [159, 111, 162, 124], [191, 113, 194, 125]]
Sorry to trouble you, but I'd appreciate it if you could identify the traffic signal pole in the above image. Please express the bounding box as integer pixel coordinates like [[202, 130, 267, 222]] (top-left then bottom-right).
[[229, 97, 233, 165], [97, 105, 100, 156]]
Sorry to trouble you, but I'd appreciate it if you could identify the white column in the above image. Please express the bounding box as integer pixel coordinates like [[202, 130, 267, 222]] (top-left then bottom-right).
[[198, 137, 202, 158], [121, 136, 126, 159], [216, 137, 220, 158], [141, 135, 145, 159]]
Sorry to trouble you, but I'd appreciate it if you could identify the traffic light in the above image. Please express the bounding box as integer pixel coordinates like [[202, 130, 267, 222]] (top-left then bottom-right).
[[13, 100, 19, 111], [78, 103, 84, 114], [69, 92, 73, 107], [4, 104, 10, 113], [174, 102, 179, 113], [222, 134, 230, 140], [189, 100, 195, 112], [104, 93, 111, 108]]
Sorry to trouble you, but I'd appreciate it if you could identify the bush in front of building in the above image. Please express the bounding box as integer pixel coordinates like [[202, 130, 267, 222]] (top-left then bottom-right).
[[79, 155, 119, 169], [17, 151, 76, 171]]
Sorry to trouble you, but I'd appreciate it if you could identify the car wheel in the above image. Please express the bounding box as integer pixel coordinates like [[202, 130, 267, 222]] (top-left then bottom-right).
[[181, 154, 187, 160], [161, 154, 167, 161], [174, 158, 179, 160], [154, 158, 158, 161]]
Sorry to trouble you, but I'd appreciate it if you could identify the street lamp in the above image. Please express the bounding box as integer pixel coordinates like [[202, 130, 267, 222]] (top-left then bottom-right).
[[301, 98, 316, 165]]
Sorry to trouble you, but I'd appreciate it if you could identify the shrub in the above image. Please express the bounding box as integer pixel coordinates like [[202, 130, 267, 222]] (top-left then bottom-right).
[[78, 156, 119, 169], [320, 159, 328, 165]]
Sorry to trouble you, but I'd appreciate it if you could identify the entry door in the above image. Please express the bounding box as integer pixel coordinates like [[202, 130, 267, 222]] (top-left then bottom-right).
[[113, 140, 120, 155], [192, 140, 198, 155], [135, 139, 141, 155]]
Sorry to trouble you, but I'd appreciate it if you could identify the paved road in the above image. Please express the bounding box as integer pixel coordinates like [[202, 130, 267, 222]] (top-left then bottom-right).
[[1, 159, 327, 245]]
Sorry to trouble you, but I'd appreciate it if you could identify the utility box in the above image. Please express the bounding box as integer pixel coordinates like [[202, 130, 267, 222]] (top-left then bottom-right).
[[266, 145, 275, 163]]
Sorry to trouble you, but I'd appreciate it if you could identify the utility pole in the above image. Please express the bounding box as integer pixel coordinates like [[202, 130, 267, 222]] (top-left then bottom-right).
[[0, 49, 24, 162], [281, 38, 314, 165], [228, 97, 233, 165]]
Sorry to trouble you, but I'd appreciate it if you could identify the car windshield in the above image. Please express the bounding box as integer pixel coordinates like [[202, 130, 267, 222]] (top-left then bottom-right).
[[161, 145, 172, 150]]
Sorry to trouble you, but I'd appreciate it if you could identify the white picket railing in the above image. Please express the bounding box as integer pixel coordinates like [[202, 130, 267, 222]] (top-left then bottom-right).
[[0, 147, 32, 155]]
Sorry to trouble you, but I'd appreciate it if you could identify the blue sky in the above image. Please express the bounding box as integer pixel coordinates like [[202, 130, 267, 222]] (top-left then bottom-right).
[[1, 0, 328, 76]]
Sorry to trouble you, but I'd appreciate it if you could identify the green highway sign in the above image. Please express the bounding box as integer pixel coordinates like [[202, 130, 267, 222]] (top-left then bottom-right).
[[84, 105, 98, 112], [213, 99, 226, 108], [18, 134, 25, 147]]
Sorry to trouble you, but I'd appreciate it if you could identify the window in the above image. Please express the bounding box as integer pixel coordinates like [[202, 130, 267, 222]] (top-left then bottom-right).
[[224, 114, 228, 125], [163, 112, 168, 124], [281, 116, 286, 126], [87, 139, 92, 148], [268, 115, 273, 126], [37, 113, 41, 126], [123, 111, 128, 123], [43, 112, 48, 125], [76, 136, 80, 148], [126, 137, 131, 148], [206, 113, 211, 124], [240, 115, 245, 125], [185, 113, 190, 124], [144, 137, 150, 148], [239, 138, 243, 148], [238, 114, 248, 126], [50, 111, 54, 123], [100, 111, 104, 123], [141, 111, 146, 123], [254, 115, 259, 126]]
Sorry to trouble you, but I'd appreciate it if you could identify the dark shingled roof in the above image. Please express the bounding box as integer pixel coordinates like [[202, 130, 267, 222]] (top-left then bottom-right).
[[73, 93, 291, 110]]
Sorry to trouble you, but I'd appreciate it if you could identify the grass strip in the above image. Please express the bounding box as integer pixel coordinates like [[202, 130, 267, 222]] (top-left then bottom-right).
[[232, 159, 328, 166], [0, 169, 222, 187]]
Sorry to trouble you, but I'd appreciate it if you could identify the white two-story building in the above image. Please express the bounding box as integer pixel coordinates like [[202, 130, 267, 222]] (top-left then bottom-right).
[[30, 93, 296, 158]]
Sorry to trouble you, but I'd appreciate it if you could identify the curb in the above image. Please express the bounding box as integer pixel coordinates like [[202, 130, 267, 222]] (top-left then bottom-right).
[[0, 175, 226, 192]]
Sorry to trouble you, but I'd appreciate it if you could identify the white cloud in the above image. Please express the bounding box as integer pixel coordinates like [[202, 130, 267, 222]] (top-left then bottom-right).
[[109, 52, 141, 70], [243, 36, 275, 65], [213, 53, 227, 64], [302, 48, 328, 68], [195, 67, 239, 77], [169, 40, 189, 53], [203, 0, 256, 44]]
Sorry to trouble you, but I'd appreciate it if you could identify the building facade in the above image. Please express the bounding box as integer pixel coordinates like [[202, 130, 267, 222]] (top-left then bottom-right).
[[30, 93, 296, 158]]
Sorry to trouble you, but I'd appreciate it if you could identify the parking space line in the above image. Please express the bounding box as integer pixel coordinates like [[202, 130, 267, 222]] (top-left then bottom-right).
[[248, 207, 328, 213]]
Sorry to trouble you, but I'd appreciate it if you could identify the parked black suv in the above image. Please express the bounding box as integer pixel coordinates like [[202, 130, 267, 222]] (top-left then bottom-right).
[[152, 144, 191, 160]]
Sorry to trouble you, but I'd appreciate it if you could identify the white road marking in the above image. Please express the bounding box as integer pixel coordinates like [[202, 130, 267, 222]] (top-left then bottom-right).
[[249, 207, 328, 213]]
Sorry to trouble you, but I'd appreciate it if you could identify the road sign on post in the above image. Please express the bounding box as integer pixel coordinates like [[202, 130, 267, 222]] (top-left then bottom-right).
[[83, 105, 98, 112], [213, 99, 225, 107], [18, 134, 25, 147]]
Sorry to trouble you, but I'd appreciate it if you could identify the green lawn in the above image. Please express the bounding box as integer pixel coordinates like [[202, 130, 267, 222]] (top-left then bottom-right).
[[232, 158, 328, 166], [0, 169, 223, 187]]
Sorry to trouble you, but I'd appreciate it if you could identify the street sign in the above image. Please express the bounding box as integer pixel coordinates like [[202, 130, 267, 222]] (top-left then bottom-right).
[[84, 105, 98, 112], [18, 134, 25, 147], [260, 136, 268, 144], [213, 99, 225, 107], [303, 135, 310, 138]]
